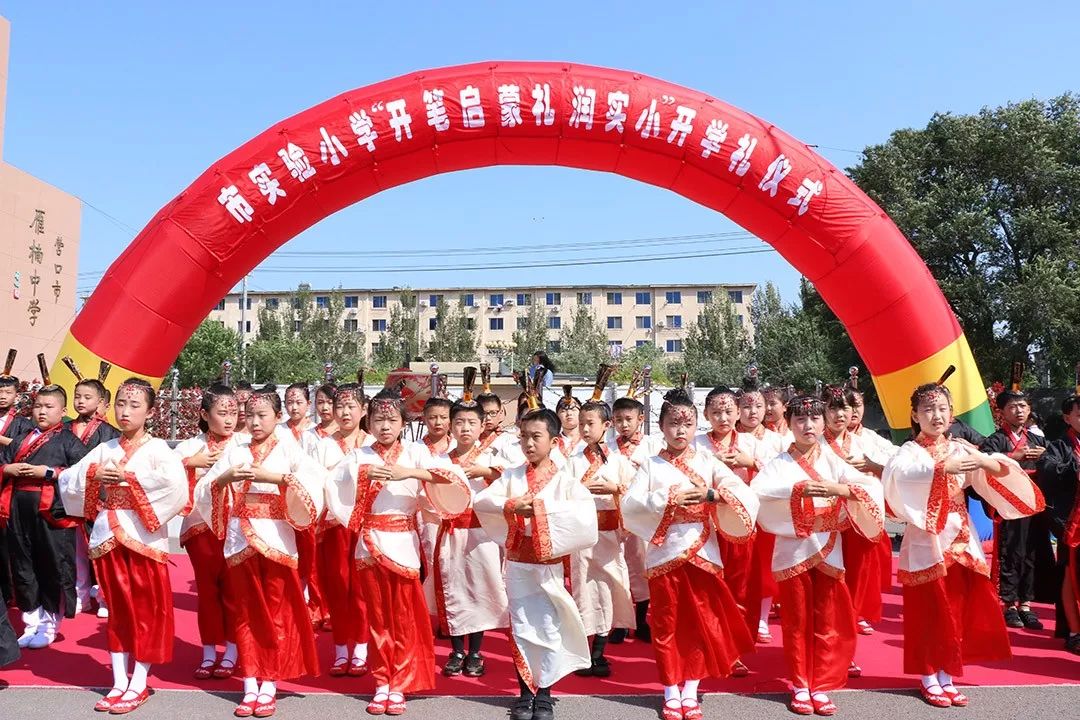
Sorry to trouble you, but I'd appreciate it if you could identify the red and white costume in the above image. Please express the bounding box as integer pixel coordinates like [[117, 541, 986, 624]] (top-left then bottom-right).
[[607, 432, 664, 604], [751, 447, 884, 692], [479, 428, 526, 468], [882, 436, 1044, 676], [60, 436, 187, 663], [277, 421, 324, 626], [567, 445, 636, 636], [325, 440, 469, 693], [415, 434, 454, 617], [621, 446, 759, 685], [474, 460, 598, 690], [196, 435, 324, 680]]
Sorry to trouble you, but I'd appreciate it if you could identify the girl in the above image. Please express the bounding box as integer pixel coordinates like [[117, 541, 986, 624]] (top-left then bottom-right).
[[554, 386, 584, 462], [311, 383, 370, 677], [196, 386, 325, 718], [325, 388, 470, 716], [882, 376, 1043, 708], [762, 385, 795, 448], [59, 378, 188, 714], [280, 383, 322, 629], [751, 396, 884, 716], [174, 385, 242, 680], [281, 383, 313, 443], [568, 375, 636, 678], [303, 383, 339, 451], [622, 388, 759, 720]]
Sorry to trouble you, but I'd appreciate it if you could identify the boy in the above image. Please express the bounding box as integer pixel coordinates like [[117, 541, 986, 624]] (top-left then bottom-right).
[[474, 406, 598, 720], [477, 390, 526, 466], [0, 349, 30, 446], [0, 355, 90, 648]]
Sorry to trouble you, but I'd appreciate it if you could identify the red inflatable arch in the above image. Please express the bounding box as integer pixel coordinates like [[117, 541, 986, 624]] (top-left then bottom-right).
[[54, 61, 992, 435]]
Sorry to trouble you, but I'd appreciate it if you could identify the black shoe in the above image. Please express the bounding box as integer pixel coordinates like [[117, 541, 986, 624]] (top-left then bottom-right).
[[1018, 608, 1044, 630], [442, 651, 465, 676], [572, 664, 594, 677], [1003, 607, 1024, 628], [607, 627, 628, 644], [590, 656, 611, 678], [532, 697, 555, 720], [510, 696, 534, 720], [463, 653, 485, 677], [1065, 634, 1080, 656], [634, 624, 652, 643]]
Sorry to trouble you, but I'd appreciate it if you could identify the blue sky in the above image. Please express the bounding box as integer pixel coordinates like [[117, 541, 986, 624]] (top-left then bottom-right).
[[3, 1, 1077, 303]]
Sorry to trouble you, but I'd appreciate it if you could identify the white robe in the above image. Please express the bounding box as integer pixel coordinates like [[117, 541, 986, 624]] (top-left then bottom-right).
[[694, 430, 772, 484], [882, 438, 1043, 584], [195, 436, 326, 568], [474, 461, 598, 690], [479, 429, 526, 468], [752, 449, 885, 580], [59, 437, 188, 563], [174, 432, 246, 544], [605, 433, 664, 602]]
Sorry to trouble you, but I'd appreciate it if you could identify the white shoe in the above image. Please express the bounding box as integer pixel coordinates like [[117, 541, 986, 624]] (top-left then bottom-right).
[[28, 612, 57, 649], [97, 606, 109, 619], [17, 607, 42, 647], [17, 625, 38, 648], [74, 597, 84, 615]]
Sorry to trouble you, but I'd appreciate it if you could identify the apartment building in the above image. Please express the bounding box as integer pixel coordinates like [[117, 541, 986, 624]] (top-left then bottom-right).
[[207, 283, 757, 360]]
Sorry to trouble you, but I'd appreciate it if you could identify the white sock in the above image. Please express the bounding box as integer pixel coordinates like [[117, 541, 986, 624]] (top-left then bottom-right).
[[663, 685, 680, 702], [110, 652, 129, 691], [222, 642, 238, 664], [681, 679, 700, 701], [243, 677, 259, 695], [793, 687, 810, 701], [202, 645, 217, 663], [937, 670, 954, 689], [335, 643, 348, 660], [353, 642, 368, 662], [127, 661, 150, 694], [22, 606, 43, 630], [375, 683, 390, 698], [812, 691, 829, 702], [760, 597, 773, 624], [921, 674, 943, 692], [259, 680, 276, 697]]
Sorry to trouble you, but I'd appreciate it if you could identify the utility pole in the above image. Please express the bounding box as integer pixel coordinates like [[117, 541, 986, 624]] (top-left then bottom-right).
[[168, 367, 180, 442], [239, 275, 249, 373]]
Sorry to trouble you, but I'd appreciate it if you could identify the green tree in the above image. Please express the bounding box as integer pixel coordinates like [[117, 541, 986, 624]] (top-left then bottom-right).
[[174, 320, 240, 387], [510, 302, 550, 372], [612, 341, 673, 386], [847, 94, 1080, 385], [371, 291, 419, 371], [682, 293, 751, 386], [426, 301, 479, 361], [750, 281, 835, 392], [556, 306, 610, 375]]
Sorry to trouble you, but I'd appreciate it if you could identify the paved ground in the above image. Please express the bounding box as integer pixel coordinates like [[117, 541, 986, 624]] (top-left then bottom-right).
[[0, 685, 1077, 719]]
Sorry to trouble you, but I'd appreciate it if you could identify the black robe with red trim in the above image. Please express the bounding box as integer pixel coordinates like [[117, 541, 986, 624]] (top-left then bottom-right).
[[1036, 438, 1080, 638]]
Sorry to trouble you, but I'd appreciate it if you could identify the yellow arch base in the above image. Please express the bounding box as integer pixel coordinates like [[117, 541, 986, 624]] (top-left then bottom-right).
[[872, 333, 985, 432], [48, 332, 166, 424]]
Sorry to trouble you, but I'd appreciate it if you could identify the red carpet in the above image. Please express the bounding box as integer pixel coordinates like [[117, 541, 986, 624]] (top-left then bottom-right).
[[2, 554, 1076, 695]]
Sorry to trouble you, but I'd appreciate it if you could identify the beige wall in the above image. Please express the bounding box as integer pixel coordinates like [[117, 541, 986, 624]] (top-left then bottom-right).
[[0, 16, 82, 382]]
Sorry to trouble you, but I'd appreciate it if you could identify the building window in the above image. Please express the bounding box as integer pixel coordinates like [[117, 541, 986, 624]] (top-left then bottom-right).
[[316, 296, 330, 309], [738, 314, 745, 326], [635, 340, 649, 347], [371, 342, 382, 355], [635, 316, 652, 329], [372, 319, 387, 332], [548, 316, 561, 330], [293, 320, 303, 332], [697, 290, 712, 304], [429, 318, 438, 330], [666, 315, 683, 329], [291, 297, 303, 310], [429, 294, 442, 307], [465, 318, 475, 330], [516, 316, 528, 330], [490, 293, 504, 307], [607, 291, 622, 305], [490, 317, 504, 330], [607, 316, 622, 330], [547, 340, 561, 353], [344, 295, 358, 308], [608, 340, 623, 351], [546, 291, 561, 306], [237, 320, 251, 333], [214, 299, 226, 311], [344, 319, 358, 332], [577, 291, 592, 305], [238, 297, 252, 310], [265, 297, 280, 310], [373, 295, 387, 309], [517, 292, 532, 306], [728, 290, 744, 304], [665, 290, 681, 304], [635, 291, 651, 305], [461, 293, 474, 307], [666, 339, 684, 353]]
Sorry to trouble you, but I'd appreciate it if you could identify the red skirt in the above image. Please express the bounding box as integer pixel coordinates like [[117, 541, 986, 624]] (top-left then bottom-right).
[[841, 528, 884, 623], [649, 563, 754, 686], [878, 532, 894, 590], [902, 564, 1011, 676], [296, 528, 325, 625], [317, 524, 369, 646], [357, 563, 435, 693], [777, 567, 856, 692], [226, 551, 319, 680], [743, 531, 778, 632], [95, 545, 173, 664], [184, 530, 234, 646]]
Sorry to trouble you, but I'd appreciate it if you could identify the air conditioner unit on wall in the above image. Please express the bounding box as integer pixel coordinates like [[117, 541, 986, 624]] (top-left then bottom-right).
[[505, 298, 516, 307]]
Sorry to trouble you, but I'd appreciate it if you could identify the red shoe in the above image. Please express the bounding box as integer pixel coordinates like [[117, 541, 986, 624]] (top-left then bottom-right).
[[385, 693, 406, 716], [193, 659, 216, 680], [681, 699, 703, 720], [94, 689, 126, 712], [109, 688, 151, 715], [213, 659, 236, 679], [857, 620, 874, 636], [757, 631, 773, 644], [942, 686, 968, 707], [234, 694, 258, 718], [789, 694, 814, 716], [811, 695, 837, 716], [329, 656, 349, 677], [919, 685, 952, 708], [848, 662, 862, 678], [253, 694, 276, 718], [348, 658, 370, 677], [366, 694, 389, 716], [661, 699, 684, 720], [731, 659, 750, 677]]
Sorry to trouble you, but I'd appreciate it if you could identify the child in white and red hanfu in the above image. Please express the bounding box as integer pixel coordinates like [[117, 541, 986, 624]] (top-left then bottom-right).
[[325, 388, 470, 716], [751, 395, 885, 717], [174, 384, 242, 680], [196, 387, 325, 718], [622, 388, 759, 720], [416, 395, 454, 631], [882, 375, 1043, 709], [60, 378, 188, 715]]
